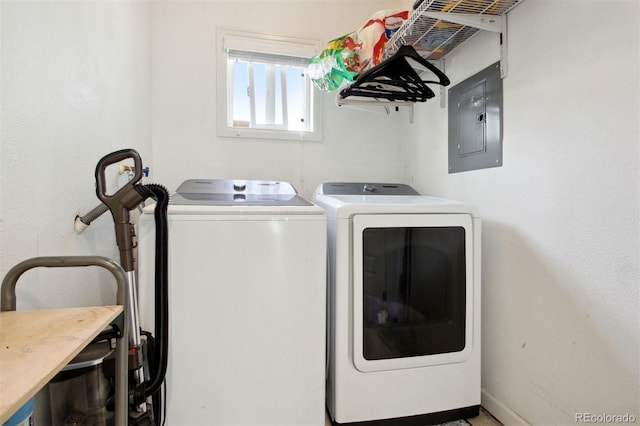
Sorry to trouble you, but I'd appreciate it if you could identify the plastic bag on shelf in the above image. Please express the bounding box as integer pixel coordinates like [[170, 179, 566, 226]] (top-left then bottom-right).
[[308, 9, 408, 92]]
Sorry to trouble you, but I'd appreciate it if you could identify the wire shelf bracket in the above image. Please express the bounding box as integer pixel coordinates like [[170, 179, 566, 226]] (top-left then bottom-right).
[[420, 12, 508, 78], [384, 0, 523, 79]]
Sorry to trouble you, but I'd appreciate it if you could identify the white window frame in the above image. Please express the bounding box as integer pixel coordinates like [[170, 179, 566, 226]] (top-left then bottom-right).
[[217, 29, 322, 141]]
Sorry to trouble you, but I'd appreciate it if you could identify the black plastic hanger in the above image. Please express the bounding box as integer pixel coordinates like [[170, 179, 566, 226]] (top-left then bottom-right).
[[339, 45, 449, 103], [393, 44, 450, 86]]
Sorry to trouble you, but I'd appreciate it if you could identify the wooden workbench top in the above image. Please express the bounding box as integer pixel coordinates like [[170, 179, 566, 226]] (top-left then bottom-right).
[[0, 305, 123, 423]]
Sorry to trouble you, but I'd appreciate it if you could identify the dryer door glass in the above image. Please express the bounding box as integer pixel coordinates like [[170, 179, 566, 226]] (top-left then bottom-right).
[[362, 226, 466, 360], [352, 214, 474, 372]]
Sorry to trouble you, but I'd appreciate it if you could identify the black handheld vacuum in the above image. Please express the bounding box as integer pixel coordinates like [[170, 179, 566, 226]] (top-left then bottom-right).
[[88, 148, 170, 425]]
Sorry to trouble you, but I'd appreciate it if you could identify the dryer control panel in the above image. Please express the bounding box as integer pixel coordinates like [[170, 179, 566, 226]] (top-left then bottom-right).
[[320, 182, 419, 196]]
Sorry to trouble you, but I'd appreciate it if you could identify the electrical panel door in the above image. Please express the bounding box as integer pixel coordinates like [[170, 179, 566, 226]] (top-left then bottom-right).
[[448, 62, 503, 173]]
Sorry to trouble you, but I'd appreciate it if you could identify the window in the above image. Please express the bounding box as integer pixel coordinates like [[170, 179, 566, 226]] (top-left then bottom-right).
[[217, 30, 322, 141]]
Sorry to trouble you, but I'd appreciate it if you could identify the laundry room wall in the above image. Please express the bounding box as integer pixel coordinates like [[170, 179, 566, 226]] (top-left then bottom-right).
[[0, 1, 152, 309], [3, 1, 637, 423], [150, 0, 408, 198], [0, 0, 411, 306], [402, 1, 640, 424]]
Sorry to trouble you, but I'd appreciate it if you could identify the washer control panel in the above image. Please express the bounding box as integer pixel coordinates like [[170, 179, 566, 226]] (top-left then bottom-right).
[[171, 179, 311, 206]]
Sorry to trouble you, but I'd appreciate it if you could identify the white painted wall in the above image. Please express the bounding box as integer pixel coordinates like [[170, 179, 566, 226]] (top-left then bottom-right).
[[0, 0, 408, 302], [1, 0, 638, 424], [0, 1, 152, 309], [150, 0, 407, 198], [403, 1, 640, 424]]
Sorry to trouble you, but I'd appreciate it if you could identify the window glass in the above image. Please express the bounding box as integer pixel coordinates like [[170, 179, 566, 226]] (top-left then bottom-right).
[[218, 30, 321, 141], [231, 61, 250, 127]]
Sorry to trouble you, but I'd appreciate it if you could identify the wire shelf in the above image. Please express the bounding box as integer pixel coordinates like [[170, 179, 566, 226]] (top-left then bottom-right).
[[384, 0, 522, 61]]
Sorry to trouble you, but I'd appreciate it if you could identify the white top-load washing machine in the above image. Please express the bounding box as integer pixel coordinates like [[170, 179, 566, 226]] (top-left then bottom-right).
[[313, 182, 481, 425], [138, 179, 326, 425]]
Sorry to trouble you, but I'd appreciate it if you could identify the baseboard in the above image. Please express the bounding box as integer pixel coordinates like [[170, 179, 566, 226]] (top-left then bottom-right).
[[481, 388, 530, 425]]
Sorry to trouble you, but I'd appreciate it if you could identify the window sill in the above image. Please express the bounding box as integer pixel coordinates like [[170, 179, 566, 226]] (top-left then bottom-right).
[[217, 126, 322, 142]]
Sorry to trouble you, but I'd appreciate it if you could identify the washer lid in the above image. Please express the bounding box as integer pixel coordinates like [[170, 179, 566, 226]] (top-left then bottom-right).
[[171, 179, 312, 207]]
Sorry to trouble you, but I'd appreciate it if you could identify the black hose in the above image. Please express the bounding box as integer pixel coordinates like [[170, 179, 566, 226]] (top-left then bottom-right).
[[135, 184, 170, 401], [141, 330, 161, 423]]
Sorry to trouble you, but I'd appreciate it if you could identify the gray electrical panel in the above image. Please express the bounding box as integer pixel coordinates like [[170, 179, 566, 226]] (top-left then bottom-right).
[[448, 62, 502, 173]]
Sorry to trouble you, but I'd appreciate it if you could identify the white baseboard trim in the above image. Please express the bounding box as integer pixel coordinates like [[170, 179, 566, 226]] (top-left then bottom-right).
[[481, 388, 530, 425]]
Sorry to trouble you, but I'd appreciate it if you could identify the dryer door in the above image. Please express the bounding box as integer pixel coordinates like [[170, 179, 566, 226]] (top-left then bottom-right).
[[352, 213, 474, 372]]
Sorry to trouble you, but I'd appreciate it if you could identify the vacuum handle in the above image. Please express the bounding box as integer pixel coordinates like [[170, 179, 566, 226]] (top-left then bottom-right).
[[94, 149, 147, 271], [95, 149, 144, 208]]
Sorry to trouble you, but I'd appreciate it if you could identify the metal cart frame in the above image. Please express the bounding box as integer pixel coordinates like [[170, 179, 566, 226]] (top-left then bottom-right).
[[1, 256, 129, 426]]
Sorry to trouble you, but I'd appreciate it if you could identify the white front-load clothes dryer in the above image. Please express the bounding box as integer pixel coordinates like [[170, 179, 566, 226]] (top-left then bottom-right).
[[138, 179, 326, 425], [313, 182, 481, 425]]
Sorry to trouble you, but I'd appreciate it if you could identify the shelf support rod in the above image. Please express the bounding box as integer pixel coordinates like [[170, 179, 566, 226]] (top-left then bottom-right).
[[439, 58, 446, 109], [500, 13, 508, 78]]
